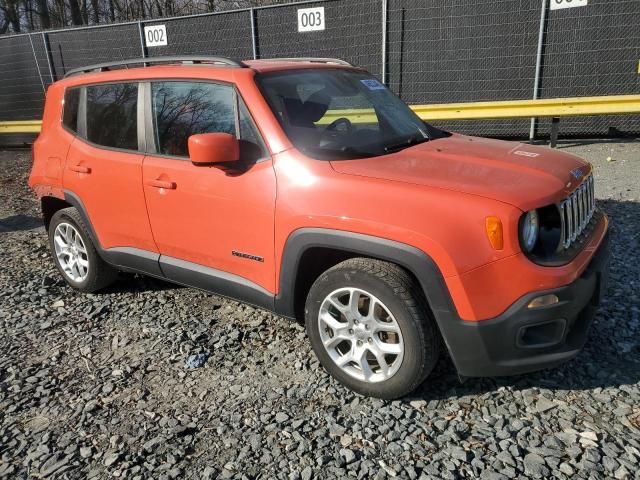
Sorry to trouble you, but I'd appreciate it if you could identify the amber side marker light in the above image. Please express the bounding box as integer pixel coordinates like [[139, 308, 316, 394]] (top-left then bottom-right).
[[485, 216, 503, 250], [528, 294, 560, 309]]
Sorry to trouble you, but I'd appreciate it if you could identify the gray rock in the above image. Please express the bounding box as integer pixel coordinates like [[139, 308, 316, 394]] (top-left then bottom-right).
[[523, 453, 549, 478], [79, 446, 92, 459], [301, 465, 313, 480], [275, 412, 289, 423], [103, 452, 121, 467], [339, 448, 356, 464]]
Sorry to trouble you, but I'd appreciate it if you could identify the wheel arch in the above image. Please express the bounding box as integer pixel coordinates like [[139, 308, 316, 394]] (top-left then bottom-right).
[[274, 228, 460, 330], [41, 196, 72, 231], [62, 189, 103, 249]]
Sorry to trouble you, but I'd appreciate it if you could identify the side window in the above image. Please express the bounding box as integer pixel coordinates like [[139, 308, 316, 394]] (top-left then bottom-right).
[[151, 81, 235, 157], [62, 88, 80, 133], [85, 83, 138, 151]]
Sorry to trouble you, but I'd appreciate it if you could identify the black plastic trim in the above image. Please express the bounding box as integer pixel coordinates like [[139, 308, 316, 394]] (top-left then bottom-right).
[[159, 255, 274, 311], [102, 247, 162, 277], [64, 190, 102, 249], [274, 228, 457, 325], [445, 231, 610, 377]]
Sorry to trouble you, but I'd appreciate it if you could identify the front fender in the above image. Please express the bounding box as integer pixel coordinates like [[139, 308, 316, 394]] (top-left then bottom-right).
[[274, 228, 458, 324]]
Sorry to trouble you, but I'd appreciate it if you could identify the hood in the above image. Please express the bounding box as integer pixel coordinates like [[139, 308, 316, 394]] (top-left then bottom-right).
[[330, 134, 591, 211]]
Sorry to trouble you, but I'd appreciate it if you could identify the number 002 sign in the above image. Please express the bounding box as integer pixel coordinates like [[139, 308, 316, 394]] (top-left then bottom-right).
[[298, 7, 325, 32], [144, 25, 168, 47], [550, 0, 588, 10]]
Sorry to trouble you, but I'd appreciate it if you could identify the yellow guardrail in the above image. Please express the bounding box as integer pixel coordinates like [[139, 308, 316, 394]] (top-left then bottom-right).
[[411, 95, 640, 121], [2, 95, 640, 134], [317, 95, 640, 124], [0, 120, 43, 134]]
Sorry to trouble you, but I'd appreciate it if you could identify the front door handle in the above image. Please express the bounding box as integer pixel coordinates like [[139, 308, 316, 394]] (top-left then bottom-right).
[[146, 178, 177, 190], [69, 164, 91, 174]]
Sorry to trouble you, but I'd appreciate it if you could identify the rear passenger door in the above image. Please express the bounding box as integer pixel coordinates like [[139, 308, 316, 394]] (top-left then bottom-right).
[[64, 82, 158, 255], [141, 80, 276, 293]]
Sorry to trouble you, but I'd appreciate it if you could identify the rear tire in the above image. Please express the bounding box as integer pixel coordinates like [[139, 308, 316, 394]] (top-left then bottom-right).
[[48, 207, 118, 293], [305, 258, 440, 399]]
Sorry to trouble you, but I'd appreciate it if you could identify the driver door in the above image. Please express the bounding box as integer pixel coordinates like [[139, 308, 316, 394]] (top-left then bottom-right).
[[141, 80, 276, 293]]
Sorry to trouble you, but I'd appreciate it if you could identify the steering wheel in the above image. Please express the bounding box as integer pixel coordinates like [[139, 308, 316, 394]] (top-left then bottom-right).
[[325, 117, 354, 134]]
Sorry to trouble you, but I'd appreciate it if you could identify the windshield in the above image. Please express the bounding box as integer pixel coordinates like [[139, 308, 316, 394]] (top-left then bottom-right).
[[256, 69, 432, 160]]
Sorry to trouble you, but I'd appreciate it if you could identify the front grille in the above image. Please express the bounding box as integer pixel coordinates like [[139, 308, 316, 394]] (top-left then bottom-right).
[[559, 174, 595, 249]]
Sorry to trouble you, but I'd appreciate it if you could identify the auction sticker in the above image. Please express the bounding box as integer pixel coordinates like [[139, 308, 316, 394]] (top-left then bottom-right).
[[361, 79, 385, 90]]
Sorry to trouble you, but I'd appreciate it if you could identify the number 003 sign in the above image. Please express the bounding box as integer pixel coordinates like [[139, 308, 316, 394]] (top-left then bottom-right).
[[550, 0, 588, 10], [298, 7, 325, 32], [144, 25, 168, 47]]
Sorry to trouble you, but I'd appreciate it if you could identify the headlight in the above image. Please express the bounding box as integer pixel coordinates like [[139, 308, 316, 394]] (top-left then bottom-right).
[[520, 210, 539, 252]]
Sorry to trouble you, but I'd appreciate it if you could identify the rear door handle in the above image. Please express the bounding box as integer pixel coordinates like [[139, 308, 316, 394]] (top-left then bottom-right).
[[146, 179, 176, 190], [69, 164, 91, 174]]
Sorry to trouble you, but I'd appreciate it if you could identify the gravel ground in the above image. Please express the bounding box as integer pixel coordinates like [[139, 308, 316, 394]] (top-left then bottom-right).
[[1, 139, 639, 480]]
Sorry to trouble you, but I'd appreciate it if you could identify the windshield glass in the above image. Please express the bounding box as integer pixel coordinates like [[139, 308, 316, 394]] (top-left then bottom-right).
[[256, 69, 431, 160]]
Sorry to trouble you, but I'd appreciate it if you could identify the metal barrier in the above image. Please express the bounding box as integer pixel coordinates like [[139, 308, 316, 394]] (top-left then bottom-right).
[[0, 120, 43, 134], [1, 0, 639, 141], [6, 95, 639, 147]]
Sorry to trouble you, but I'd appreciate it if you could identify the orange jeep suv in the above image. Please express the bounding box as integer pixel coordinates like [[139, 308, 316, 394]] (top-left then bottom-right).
[[29, 56, 610, 399]]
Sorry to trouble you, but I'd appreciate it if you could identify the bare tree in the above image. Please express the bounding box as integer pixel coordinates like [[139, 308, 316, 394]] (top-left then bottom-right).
[[0, 0, 284, 33]]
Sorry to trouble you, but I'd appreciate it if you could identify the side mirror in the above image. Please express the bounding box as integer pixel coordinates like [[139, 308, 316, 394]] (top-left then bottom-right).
[[188, 132, 239, 165]]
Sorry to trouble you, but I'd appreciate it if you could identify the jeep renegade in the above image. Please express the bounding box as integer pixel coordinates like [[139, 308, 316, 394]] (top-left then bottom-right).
[[29, 56, 610, 399]]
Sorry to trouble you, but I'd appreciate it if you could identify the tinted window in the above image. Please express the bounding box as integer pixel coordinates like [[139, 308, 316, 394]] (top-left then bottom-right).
[[86, 83, 138, 150], [62, 88, 80, 133], [152, 82, 235, 157]]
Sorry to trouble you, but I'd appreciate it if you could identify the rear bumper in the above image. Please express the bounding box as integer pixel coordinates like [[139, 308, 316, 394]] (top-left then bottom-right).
[[441, 231, 610, 378]]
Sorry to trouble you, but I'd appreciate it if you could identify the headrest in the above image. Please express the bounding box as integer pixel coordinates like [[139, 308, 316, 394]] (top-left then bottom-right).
[[283, 91, 330, 126], [302, 91, 330, 123]]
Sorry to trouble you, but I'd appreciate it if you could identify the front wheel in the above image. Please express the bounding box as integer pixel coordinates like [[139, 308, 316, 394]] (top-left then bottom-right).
[[305, 258, 440, 399]]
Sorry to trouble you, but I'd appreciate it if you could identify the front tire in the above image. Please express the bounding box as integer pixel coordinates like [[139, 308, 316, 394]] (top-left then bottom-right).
[[305, 258, 440, 399], [48, 207, 117, 292]]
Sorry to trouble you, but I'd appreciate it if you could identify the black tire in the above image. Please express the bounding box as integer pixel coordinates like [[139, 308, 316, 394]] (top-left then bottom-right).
[[305, 258, 440, 399], [48, 207, 118, 293]]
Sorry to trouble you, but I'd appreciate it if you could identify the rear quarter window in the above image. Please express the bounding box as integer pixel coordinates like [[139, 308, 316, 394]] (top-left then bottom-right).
[[86, 83, 138, 151], [62, 88, 80, 133]]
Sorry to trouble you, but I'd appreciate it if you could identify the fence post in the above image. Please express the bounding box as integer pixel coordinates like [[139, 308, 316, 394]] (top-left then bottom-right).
[[138, 21, 148, 62], [28, 34, 46, 93], [530, 0, 549, 142], [381, 0, 388, 84], [250, 8, 258, 60], [41, 32, 56, 84]]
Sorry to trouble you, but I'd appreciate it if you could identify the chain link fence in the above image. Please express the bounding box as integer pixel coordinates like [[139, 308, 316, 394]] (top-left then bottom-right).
[[1, 0, 639, 143]]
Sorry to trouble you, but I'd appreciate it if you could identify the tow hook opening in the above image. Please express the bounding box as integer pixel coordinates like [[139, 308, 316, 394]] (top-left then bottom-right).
[[517, 319, 567, 349]]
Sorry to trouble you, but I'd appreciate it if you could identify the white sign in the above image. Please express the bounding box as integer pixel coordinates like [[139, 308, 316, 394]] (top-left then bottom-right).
[[298, 7, 325, 32], [144, 25, 168, 47], [550, 0, 588, 10]]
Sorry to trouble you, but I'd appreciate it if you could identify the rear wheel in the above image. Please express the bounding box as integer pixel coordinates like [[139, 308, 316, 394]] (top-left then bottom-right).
[[48, 207, 117, 292], [305, 258, 440, 399]]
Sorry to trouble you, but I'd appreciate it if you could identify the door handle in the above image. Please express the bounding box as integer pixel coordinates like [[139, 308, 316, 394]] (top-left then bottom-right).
[[146, 178, 176, 190], [69, 164, 91, 174]]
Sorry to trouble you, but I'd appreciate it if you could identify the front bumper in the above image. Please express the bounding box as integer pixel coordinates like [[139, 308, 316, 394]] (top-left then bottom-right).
[[441, 231, 610, 378]]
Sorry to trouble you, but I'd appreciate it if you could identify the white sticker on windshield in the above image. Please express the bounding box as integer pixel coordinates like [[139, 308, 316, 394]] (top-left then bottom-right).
[[360, 79, 385, 90]]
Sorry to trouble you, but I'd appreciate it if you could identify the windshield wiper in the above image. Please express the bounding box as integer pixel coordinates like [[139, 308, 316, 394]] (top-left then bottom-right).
[[383, 134, 429, 153], [303, 145, 374, 160]]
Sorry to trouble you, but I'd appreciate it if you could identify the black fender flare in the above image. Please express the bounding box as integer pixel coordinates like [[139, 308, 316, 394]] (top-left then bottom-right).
[[64, 190, 103, 249], [274, 228, 459, 324]]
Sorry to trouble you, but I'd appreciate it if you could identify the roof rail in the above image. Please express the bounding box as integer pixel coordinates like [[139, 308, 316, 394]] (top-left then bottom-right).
[[64, 56, 246, 78], [256, 57, 353, 66]]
